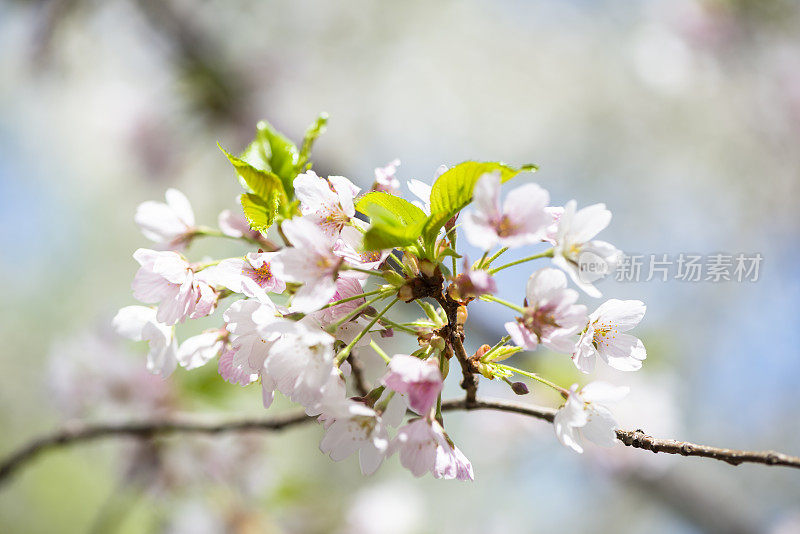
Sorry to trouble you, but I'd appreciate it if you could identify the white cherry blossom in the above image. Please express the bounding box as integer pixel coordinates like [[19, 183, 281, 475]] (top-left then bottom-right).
[[201, 252, 286, 303], [573, 299, 647, 373], [177, 330, 226, 370], [135, 188, 196, 249], [551, 200, 622, 297], [504, 268, 588, 354], [554, 381, 628, 454], [271, 217, 343, 313], [219, 299, 281, 406], [113, 305, 178, 377], [407, 179, 432, 214], [462, 172, 550, 251], [261, 318, 336, 410], [294, 170, 360, 237], [319, 400, 390, 474]]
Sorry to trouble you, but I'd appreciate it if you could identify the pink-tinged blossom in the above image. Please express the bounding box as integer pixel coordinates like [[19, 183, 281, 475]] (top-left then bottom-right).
[[201, 252, 286, 304], [271, 217, 343, 313], [573, 299, 647, 373], [218, 209, 261, 241], [554, 382, 628, 454], [177, 330, 226, 370], [220, 299, 281, 406], [135, 188, 196, 249], [311, 274, 366, 327], [462, 172, 551, 251], [334, 222, 391, 270], [391, 419, 474, 481], [372, 159, 401, 194], [551, 200, 622, 297], [504, 268, 588, 354], [131, 249, 217, 325], [382, 355, 443, 415], [294, 170, 360, 237], [453, 257, 496, 300], [113, 305, 178, 377]]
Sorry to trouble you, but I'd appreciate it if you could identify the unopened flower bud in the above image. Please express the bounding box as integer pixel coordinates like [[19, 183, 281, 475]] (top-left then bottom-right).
[[430, 335, 446, 352], [419, 260, 437, 278], [511, 382, 529, 395], [456, 305, 468, 326], [473, 344, 491, 361], [398, 284, 414, 302]]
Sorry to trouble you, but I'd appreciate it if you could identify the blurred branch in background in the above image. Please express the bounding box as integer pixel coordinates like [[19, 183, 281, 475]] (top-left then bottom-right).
[[2, 397, 799, 490]]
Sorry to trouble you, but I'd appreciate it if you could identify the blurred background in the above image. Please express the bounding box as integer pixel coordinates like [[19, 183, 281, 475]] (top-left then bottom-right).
[[2, 0, 800, 532]]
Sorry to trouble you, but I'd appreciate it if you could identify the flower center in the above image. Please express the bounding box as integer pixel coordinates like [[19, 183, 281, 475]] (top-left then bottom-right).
[[360, 250, 382, 263], [592, 320, 618, 344], [247, 263, 273, 287], [494, 215, 518, 238]]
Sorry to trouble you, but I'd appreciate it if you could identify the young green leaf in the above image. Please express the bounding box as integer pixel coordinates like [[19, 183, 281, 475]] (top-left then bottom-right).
[[239, 120, 300, 199], [221, 146, 287, 200], [298, 112, 329, 170], [356, 192, 428, 227], [239, 193, 277, 232], [429, 161, 537, 216], [361, 203, 426, 251]]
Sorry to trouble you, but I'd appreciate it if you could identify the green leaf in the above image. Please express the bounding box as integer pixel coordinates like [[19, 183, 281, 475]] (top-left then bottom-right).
[[362, 204, 426, 251], [239, 193, 276, 232], [356, 192, 428, 226], [429, 161, 537, 215], [423, 161, 537, 242], [221, 146, 286, 199], [298, 112, 329, 170], [357, 192, 429, 251], [240, 120, 300, 199]]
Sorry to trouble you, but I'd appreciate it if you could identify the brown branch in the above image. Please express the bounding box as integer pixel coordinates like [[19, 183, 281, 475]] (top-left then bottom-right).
[[1, 397, 798, 489], [0, 411, 311, 487], [433, 293, 479, 405], [347, 353, 371, 397]]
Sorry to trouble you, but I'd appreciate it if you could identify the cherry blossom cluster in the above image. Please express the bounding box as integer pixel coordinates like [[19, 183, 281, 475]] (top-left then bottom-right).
[[114, 117, 648, 479]]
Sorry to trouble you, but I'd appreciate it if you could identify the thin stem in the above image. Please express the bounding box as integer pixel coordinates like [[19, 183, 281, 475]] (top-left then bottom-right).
[[479, 294, 526, 314], [193, 227, 269, 249], [327, 293, 390, 332], [318, 288, 389, 312], [489, 248, 553, 275], [480, 247, 507, 269], [377, 316, 418, 335], [276, 221, 291, 247], [497, 364, 569, 397], [369, 340, 391, 363], [344, 265, 388, 278], [335, 298, 400, 364]]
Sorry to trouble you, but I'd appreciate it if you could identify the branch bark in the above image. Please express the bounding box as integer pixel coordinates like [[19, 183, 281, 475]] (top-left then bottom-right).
[[2, 397, 798, 489]]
